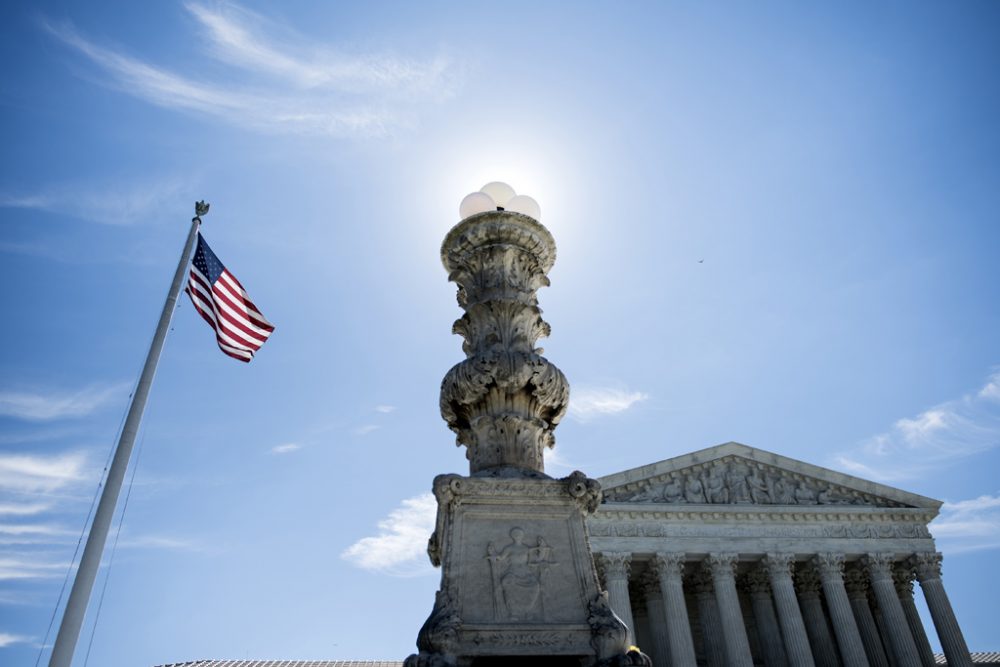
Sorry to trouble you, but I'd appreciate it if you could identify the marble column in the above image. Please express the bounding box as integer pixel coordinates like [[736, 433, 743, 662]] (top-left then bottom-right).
[[910, 553, 973, 667], [795, 564, 840, 667], [707, 553, 753, 667], [653, 552, 697, 667], [639, 571, 670, 667], [745, 566, 788, 667], [870, 601, 898, 667], [892, 565, 936, 667], [844, 567, 889, 667], [814, 554, 869, 666], [692, 567, 728, 667], [600, 552, 636, 646], [764, 553, 816, 667], [863, 553, 921, 667]]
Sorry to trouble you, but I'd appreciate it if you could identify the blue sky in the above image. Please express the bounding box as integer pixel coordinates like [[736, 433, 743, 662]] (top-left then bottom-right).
[[2, 1, 999, 664]]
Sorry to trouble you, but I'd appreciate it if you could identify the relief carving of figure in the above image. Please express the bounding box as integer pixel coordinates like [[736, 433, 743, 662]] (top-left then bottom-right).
[[794, 483, 817, 505], [727, 463, 752, 503], [684, 473, 707, 503], [662, 473, 685, 503], [746, 468, 770, 504], [704, 465, 729, 504], [626, 485, 663, 502], [772, 476, 795, 504], [486, 528, 557, 622], [817, 485, 851, 505]]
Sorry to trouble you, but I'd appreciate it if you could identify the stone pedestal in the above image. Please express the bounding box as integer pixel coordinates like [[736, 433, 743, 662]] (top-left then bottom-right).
[[407, 208, 630, 666], [413, 473, 622, 665]]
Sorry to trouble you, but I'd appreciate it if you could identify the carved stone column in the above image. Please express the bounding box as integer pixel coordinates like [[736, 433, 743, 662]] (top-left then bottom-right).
[[863, 553, 921, 667], [844, 567, 889, 667], [763, 553, 815, 667], [706, 553, 753, 667], [692, 568, 727, 667], [795, 565, 840, 667], [639, 571, 670, 667], [600, 552, 636, 646], [892, 565, 935, 667], [653, 552, 697, 667], [745, 566, 788, 667], [813, 554, 869, 666], [439, 210, 568, 475], [910, 552, 973, 667]]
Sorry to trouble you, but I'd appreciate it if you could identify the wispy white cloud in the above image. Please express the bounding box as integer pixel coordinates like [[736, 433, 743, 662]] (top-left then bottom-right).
[[0, 452, 88, 494], [569, 386, 648, 422], [0, 177, 189, 226], [0, 381, 128, 421], [184, 2, 450, 94], [979, 374, 1000, 403], [341, 493, 436, 576], [353, 424, 380, 436], [0, 523, 76, 548], [832, 371, 1000, 481], [0, 632, 34, 648], [0, 502, 51, 516], [42, 2, 457, 138], [270, 442, 302, 454], [543, 446, 574, 472], [375, 405, 396, 414], [0, 556, 71, 581], [116, 534, 207, 553], [932, 493, 1000, 554]]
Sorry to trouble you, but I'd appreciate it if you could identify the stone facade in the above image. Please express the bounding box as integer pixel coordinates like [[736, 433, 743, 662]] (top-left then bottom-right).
[[587, 442, 972, 667]]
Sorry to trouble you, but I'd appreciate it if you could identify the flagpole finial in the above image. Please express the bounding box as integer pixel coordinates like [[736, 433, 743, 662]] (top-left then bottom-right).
[[194, 201, 210, 219]]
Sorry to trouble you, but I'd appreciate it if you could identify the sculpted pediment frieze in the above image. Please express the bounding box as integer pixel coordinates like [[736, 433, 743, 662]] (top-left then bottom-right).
[[599, 444, 933, 509]]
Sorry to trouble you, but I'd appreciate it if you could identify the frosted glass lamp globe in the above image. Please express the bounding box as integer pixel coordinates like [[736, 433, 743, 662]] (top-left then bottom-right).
[[479, 181, 516, 209], [459, 192, 496, 219], [505, 194, 541, 220]]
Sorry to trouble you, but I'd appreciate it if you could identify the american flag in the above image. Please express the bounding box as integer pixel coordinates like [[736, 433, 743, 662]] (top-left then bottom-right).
[[185, 233, 274, 362]]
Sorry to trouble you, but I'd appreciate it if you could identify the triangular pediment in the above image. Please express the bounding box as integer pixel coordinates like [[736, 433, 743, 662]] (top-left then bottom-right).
[[598, 442, 941, 510]]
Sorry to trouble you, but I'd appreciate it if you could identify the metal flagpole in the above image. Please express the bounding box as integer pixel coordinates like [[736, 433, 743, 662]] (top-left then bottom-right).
[[47, 201, 209, 667]]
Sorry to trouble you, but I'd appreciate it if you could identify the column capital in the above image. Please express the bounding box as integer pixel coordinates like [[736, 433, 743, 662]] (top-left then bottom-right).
[[598, 551, 632, 582], [652, 551, 686, 579], [795, 564, 823, 598], [813, 553, 845, 581], [909, 552, 943, 583], [842, 566, 870, 601], [638, 569, 661, 599], [892, 565, 916, 596], [763, 552, 795, 579], [862, 552, 896, 583], [691, 566, 715, 596], [707, 552, 739, 579], [743, 566, 772, 597]]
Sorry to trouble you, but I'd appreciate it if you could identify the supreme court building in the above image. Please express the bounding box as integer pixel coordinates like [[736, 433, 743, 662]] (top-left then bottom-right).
[[157, 441, 979, 667], [588, 441, 973, 667]]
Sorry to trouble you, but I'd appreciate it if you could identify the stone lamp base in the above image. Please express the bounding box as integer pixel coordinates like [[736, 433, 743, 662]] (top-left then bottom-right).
[[405, 473, 630, 667]]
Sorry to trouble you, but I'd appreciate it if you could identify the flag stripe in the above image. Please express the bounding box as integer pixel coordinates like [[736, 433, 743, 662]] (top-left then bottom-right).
[[209, 280, 273, 338], [192, 289, 260, 352], [217, 272, 272, 328], [187, 283, 258, 353], [185, 233, 273, 362], [197, 267, 273, 336]]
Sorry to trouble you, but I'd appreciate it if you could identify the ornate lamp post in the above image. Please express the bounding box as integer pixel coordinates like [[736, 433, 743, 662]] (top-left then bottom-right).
[[406, 185, 630, 667]]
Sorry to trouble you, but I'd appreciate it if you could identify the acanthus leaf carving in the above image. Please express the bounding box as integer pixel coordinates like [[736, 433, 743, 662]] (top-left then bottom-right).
[[587, 591, 629, 660], [415, 589, 462, 656], [439, 212, 569, 475]]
